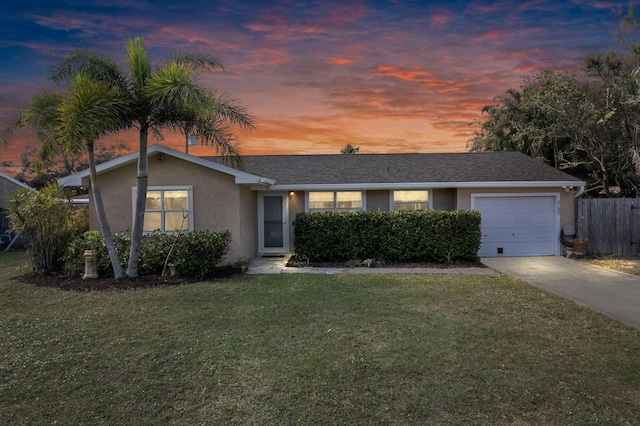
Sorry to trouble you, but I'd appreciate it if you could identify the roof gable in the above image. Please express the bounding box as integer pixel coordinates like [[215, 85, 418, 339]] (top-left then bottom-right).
[[0, 172, 37, 192], [58, 144, 271, 187]]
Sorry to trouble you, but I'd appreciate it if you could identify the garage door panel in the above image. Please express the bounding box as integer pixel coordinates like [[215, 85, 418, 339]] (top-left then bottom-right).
[[514, 225, 554, 238], [484, 213, 513, 225], [480, 241, 557, 256], [475, 196, 558, 257], [484, 227, 518, 240], [481, 226, 554, 241]]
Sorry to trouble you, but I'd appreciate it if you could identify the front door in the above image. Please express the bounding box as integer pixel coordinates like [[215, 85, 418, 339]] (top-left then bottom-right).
[[258, 193, 289, 254]]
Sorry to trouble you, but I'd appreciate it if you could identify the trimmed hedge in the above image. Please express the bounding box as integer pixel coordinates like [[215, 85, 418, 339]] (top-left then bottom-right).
[[161, 230, 232, 279], [63, 230, 231, 278], [293, 210, 482, 263], [62, 230, 130, 277]]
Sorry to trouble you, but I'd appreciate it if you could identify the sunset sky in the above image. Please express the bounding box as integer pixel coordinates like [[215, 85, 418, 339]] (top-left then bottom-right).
[[0, 0, 632, 177]]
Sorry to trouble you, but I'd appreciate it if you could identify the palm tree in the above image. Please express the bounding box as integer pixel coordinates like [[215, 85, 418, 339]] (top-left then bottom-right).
[[11, 72, 131, 278], [51, 37, 255, 276]]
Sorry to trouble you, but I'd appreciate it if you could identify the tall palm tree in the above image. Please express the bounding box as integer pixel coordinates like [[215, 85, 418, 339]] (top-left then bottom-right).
[[12, 72, 131, 278], [51, 37, 255, 277]]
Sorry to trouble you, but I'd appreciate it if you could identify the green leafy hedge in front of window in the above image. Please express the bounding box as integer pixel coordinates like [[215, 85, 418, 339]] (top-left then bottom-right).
[[64, 229, 231, 278], [293, 210, 481, 263], [164, 230, 231, 279]]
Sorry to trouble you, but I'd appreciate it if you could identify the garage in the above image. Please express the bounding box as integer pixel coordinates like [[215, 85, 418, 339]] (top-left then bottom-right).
[[473, 194, 559, 257]]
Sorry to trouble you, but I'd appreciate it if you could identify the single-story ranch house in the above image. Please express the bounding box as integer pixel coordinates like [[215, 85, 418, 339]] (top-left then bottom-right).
[[59, 144, 585, 263]]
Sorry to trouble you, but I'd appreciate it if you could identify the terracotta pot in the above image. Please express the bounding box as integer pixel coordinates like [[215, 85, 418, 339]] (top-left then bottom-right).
[[572, 240, 589, 255]]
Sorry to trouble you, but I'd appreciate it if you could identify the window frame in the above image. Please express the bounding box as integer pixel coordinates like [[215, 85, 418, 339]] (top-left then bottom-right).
[[132, 185, 194, 233], [305, 191, 365, 213], [390, 189, 431, 211]]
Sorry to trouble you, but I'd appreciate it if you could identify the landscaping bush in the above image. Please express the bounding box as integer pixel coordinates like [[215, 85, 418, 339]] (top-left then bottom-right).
[[63, 230, 130, 277], [6, 183, 83, 273], [69, 206, 89, 237], [294, 210, 482, 263], [169, 230, 232, 278], [64, 229, 232, 278], [137, 231, 176, 277]]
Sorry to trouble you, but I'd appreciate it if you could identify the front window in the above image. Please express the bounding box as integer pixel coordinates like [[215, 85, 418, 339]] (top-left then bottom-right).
[[308, 191, 363, 213], [393, 190, 429, 211], [135, 186, 193, 233]]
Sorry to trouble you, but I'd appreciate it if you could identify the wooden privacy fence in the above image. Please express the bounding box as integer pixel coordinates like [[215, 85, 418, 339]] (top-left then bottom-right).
[[575, 198, 640, 256]]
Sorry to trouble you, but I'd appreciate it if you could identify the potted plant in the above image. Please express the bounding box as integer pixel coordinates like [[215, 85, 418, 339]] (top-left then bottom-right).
[[573, 217, 589, 255]]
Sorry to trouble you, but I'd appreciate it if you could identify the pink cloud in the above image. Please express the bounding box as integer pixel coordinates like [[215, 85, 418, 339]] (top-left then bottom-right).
[[430, 10, 456, 27], [473, 29, 511, 45]]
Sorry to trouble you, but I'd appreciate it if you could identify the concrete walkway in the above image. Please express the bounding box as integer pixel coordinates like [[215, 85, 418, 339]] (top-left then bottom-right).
[[247, 255, 640, 330], [482, 256, 640, 330]]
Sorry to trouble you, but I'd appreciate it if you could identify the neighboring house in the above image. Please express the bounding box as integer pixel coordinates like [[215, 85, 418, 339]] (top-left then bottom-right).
[[58, 144, 585, 263], [0, 172, 37, 245]]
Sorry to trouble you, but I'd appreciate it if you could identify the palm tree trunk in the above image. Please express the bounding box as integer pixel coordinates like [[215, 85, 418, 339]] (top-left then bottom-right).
[[126, 124, 149, 277], [88, 142, 123, 279]]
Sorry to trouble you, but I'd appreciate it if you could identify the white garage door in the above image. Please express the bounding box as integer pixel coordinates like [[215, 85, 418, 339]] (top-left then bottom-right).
[[473, 195, 558, 257]]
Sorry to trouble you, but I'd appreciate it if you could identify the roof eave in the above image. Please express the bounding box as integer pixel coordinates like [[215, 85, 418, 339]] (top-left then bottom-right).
[[251, 180, 586, 191]]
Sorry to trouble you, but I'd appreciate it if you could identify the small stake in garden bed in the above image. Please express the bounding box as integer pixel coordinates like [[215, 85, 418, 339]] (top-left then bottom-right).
[[161, 210, 193, 277]]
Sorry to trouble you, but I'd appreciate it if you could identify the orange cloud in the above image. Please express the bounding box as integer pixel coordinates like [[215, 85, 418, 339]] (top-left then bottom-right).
[[331, 57, 355, 65]]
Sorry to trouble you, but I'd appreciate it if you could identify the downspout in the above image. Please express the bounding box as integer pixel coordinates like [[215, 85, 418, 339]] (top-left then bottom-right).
[[574, 184, 586, 198]]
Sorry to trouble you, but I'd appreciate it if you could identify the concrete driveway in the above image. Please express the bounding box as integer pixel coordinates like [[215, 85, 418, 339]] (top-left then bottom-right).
[[482, 256, 640, 330]]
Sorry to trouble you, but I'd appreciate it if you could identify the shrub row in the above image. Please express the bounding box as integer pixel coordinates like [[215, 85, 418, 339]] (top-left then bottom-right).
[[63, 229, 231, 278], [293, 210, 482, 263]]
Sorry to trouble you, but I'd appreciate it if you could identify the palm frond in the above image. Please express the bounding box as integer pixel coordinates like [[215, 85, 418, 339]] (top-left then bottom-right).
[[57, 73, 133, 152], [21, 92, 64, 129], [206, 90, 256, 130], [189, 115, 243, 167], [169, 51, 224, 72], [126, 37, 152, 93], [49, 49, 129, 93], [17, 92, 68, 171], [145, 63, 212, 115]]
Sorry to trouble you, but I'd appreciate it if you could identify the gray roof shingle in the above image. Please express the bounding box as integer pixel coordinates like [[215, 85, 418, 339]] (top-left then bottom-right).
[[205, 151, 582, 186]]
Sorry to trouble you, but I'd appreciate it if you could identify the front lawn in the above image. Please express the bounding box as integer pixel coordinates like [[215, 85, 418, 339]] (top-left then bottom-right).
[[1, 251, 639, 425]]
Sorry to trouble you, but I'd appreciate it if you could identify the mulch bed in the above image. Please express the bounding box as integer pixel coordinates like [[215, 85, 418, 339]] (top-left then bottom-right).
[[14, 266, 241, 292], [286, 258, 486, 269]]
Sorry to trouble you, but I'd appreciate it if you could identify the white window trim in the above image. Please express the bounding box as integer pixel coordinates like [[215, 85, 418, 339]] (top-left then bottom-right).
[[132, 185, 194, 233], [305, 191, 366, 213], [390, 189, 432, 211]]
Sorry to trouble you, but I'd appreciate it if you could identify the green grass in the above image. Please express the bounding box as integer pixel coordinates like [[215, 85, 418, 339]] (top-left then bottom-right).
[[1, 251, 640, 425]]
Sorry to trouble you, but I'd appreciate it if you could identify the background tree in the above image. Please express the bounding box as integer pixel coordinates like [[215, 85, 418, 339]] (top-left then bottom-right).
[[14, 143, 130, 189], [51, 37, 255, 277], [469, 4, 640, 197], [340, 144, 360, 154]]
